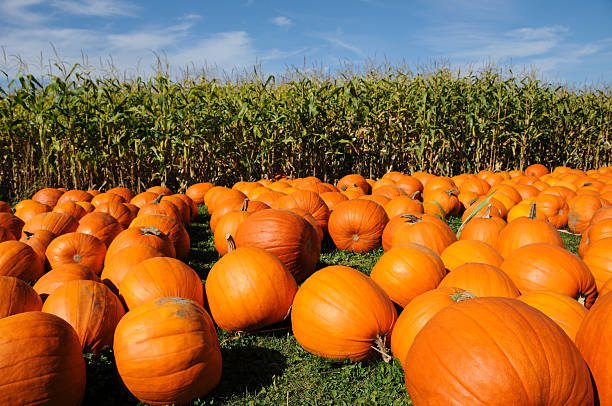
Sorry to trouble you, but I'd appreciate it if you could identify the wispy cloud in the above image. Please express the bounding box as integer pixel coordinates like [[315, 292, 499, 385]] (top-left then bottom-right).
[[0, 0, 48, 24], [323, 37, 364, 57], [271, 16, 292, 27], [50, 0, 137, 17]]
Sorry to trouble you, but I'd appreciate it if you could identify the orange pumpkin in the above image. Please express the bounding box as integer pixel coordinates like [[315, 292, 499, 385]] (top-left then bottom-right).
[[291, 266, 397, 361], [100, 245, 165, 293], [336, 174, 371, 194], [568, 194, 604, 233], [113, 297, 222, 405], [234, 209, 320, 282], [45, 232, 107, 274], [106, 226, 176, 259], [438, 263, 520, 297], [186, 182, 215, 204], [129, 214, 190, 259], [206, 240, 297, 332], [500, 243, 597, 308], [106, 186, 135, 203], [0, 275, 42, 318], [370, 243, 446, 307], [390, 287, 470, 368], [14, 200, 51, 223], [405, 297, 593, 405], [458, 204, 507, 246], [91, 192, 126, 207], [94, 201, 135, 228], [384, 195, 424, 218], [272, 190, 331, 233], [0, 240, 44, 281], [582, 237, 612, 291], [0, 213, 25, 239], [33, 263, 100, 299], [56, 189, 93, 205], [524, 163, 549, 177], [76, 211, 124, 247], [130, 191, 160, 208], [328, 200, 389, 253], [42, 280, 125, 353], [119, 257, 204, 310], [0, 312, 86, 406], [31, 187, 64, 208], [53, 201, 88, 221], [440, 240, 503, 271], [392, 216, 456, 255], [22, 212, 78, 237], [518, 290, 587, 342]]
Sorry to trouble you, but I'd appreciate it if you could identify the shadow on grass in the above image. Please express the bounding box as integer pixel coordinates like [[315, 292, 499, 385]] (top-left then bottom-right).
[[209, 345, 288, 401]]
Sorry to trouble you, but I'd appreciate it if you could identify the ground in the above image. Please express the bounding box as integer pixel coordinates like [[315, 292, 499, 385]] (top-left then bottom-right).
[[83, 208, 581, 406]]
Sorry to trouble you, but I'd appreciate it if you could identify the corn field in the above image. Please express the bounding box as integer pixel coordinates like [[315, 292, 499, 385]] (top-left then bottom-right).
[[0, 64, 610, 201]]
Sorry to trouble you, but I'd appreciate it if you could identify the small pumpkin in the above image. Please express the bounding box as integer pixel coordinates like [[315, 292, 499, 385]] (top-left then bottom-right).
[[45, 232, 107, 274], [328, 199, 389, 253]]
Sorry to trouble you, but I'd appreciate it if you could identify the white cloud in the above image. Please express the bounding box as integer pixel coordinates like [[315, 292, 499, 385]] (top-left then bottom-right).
[[50, 0, 137, 17], [324, 37, 364, 57], [0, 0, 47, 24], [271, 16, 292, 27]]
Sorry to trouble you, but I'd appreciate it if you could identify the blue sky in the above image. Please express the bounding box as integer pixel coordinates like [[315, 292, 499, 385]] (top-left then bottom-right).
[[0, 0, 611, 84]]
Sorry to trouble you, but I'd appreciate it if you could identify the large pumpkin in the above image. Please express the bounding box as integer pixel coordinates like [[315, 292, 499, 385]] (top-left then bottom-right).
[[46, 232, 107, 275], [234, 209, 320, 282], [186, 182, 215, 205], [94, 201, 135, 229], [22, 212, 78, 237], [106, 226, 176, 259], [129, 214, 190, 259], [100, 245, 165, 292], [576, 291, 612, 405], [518, 290, 587, 342], [291, 265, 397, 361], [390, 287, 471, 368], [0, 311, 86, 405], [206, 240, 297, 332], [42, 279, 125, 353], [404, 297, 594, 405], [458, 204, 506, 246], [113, 297, 222, 405], [438, 263, 520, 298], [582, 237, 612, 293], [76, 212, 124, 247], [272, 190, 330, 232], [119, 257, 204, 310], [33, 263, 100, 299], [568, 194, 604, 233], [0, 276, 42, 318], [327, 199, 388, 253], [500, 243, 597, 308], [31, 187, 64, 208], [0, 240, 45, 281], [439, 240, 503, 271], [391, 215, 456, 255], [370, 243, 446, 307]]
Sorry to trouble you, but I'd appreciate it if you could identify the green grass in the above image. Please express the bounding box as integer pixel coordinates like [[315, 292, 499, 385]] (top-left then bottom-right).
[[83, 208, 582, 405]]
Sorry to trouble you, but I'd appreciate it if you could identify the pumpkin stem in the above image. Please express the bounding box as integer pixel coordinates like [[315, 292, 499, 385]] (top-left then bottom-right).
[[240, 198, 249, 212], [528, 202, 537, 219], [577, 294, 587, 307], [400, 213, 421, 223], [152, 194, 164, 204], [483, 204, 492, 219], [446, 189, 460, 196], [73, 254, 83, 263], [409, 191, 421, 200], [23, 231, 34, 240], [141, 226, 163, 236], [226, 234, 237, 253], [450, 291, 477, 302], [371, 334, 393, 363]]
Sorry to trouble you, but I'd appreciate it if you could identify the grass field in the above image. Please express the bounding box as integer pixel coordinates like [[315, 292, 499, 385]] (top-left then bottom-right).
[[83, 207, 582, 406]]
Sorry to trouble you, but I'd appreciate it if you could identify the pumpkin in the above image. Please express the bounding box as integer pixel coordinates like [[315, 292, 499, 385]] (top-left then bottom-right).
[[14, 200, 50, 223], [234, 209, 320, 282], [390, 287, 471, 368], [76, 201, 95, 213], [513, 184, 540, 200], [0, 226, 15, 243], [575, 292, 612, 405], [0, 240, 44, 281], [52, 201, 88, 221], [360, 194, 391, 207], [272, 190, 330, 233], [438, 263, 520, 297], [459, 204, 506, 246], [56, 189, 93, 205], [208, 189, 247, 215], [336, 174, 371, 194], [76, 211, 124, 247], [589, 206, 612, 225], [203, 186, 231, 210], [213, 202, 253, 256], [129, 214, 190, 259], [106, 226, 176, 259], [393, 175, 423, 196], [0, 312, 86, 406], [392, 215, 456, 255], [161, 195, 191, 225], [31, 187, 64, 207], [206, 237, 297, 332], [506, 200, 547, 223], [0, 276, 42, 318], [461, 196, 506, 220], [137, 194, 182, 224], [404, 297, 594, 405], [384, 194, 424, 219], [91, 192, 126, 207], [130, 191, 160, 208], [173, 193, 198, 222], [458, 177, 490, 195], [423, 188, 461, 218], [119, 257, 204, 310], [524, 163, 549, 177], [372, 185, 406, 201], [186, 182, 215, 204], [209, 198, 268, 232], [114, 297, 222, 405], [440, 240, 503, 271], [42, 280, 125, 353], [45, 232, 107, 274], [33, 263, 100, 299], [20, 229, 56, 270], [146, 185, 173, 196], [106, 186, 135, 203], [284, 208, 324, 241], [300, 182, 338, 194], [534, 193, 568, 228], [495, 203, 564, 257], [568, 194, 604, 233], [579, 219, 612, 256], [370, 243, 446, 307], [582, 237, 612, 291], [0, 213, 25, 240], [94, 201, 135, 228], [500, 243, 597, 308], [255, 190, 286, 207], [319, 191, 348, 212], [291, 266, 397, 361], [100, 245, 165, 293], [517, 290, 587, 342], [328, 199, 389, 253], [22, 211, 78, 237]]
